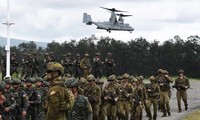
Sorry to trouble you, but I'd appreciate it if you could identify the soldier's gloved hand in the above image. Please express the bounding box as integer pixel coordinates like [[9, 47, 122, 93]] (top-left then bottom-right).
[[104, 96, 108, 100], [114, 97, 118, 102]]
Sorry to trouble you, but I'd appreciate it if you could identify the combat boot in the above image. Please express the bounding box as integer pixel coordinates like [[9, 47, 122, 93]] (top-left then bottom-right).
[[185, 106, 188, 111], [167, 112, 171, 116], [162, 113, 167, 117], [178, 109, 182, 113]]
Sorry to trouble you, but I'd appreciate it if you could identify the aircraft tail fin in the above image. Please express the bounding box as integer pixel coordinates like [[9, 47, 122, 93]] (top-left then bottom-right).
[[83, 13, 92, 25]]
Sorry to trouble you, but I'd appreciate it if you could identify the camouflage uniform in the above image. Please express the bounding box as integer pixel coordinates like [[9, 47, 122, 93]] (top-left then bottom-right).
[[93, 53, 103, 79], [146, 76, 160, 120], [31, 53, 40, 77], [117, 73, 133, 120], [23, 54, 33, 79], [24, 78, 41, 120], [74, 54, 82, 79], [35, 77, 46, 120], [10, 53, 19, 78], [61, 53, 73, 76], [101, 75, 119, 120], [157, 70, 173, 117], [0, 54, 6, 80], [11, 79, 29, 120], [174, 69, 190, 112], [44, 62, 74, 120], [130, 78, 144, 120], [80, 54, 92, 79], [84, 74, 101, 120], [67, 78, 93, 120], [105, 52, 115, 78], [0, 79, 16, 120]]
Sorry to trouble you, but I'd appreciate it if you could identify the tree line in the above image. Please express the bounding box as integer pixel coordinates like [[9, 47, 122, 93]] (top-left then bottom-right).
[[0, 35, 200, 78]]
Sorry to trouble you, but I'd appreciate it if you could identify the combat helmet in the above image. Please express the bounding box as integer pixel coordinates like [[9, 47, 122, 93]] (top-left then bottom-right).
[[178, 69, 184, 74], [76, 53, 80, 57], [25, 77, 35, 83], [3, 77, 12, 84], [35, 77, 43, 83], [149, 76, 155, 82], [117, 76, 123, 81], [96, 52, 101, 56], [95, 79, 104, 84], [84, 53, 89, 57], [68, 78, 79, 88], [108, 74, 116, 81], [163, 70, 169, 74], [157, 69, 164, 74], [46, 62, 64, 75], [87, 74, 95, 82], [12, 78, 21, 84], [122, 73, 130, 79]]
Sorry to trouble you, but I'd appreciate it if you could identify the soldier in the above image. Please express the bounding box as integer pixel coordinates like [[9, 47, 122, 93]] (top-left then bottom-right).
[[0, 54, 6, 80], [67, 78, 93, 120], [31, 52, 40, 77], [43, 53, 50, 68], [80, 54, 92, 79], [137, 76, 149, 118], [101, 75, 119, 120], [117, 73, 133, 120], [44, 62, 74, 120], [93, 53, 103, 79], [24, 77, 41, 120], [146, 76, 160, 120], [0, 78, 16, 120], [84, 74, 101, 120], [158, 70, 173, 117], [11, 78, 29, 120], [49, 52, 55, 62], [21, 53, 27, 78], [0, 82, 6, 119], [23, 54, 33, 79], [105, 52, 116, 78], [61, 53, 73, 76], [173, 69, 190, 113], [10, 52, 19, 77], [130, 78, 143, 120], [74, 53, 82, 79], [34, 77, 46, 120]]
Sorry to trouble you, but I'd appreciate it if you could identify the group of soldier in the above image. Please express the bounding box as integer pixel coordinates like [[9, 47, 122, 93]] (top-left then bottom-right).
[[0, 52, 190, 120], [0, 52, 116, 81]]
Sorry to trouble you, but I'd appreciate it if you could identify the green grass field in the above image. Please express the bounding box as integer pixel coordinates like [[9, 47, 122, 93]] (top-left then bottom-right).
[[184, 109, 200, 120]]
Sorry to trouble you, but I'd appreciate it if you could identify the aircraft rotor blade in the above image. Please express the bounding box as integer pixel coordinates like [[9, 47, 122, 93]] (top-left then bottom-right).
[[117, 14, 132, 17], [100, 7, 127, 12]]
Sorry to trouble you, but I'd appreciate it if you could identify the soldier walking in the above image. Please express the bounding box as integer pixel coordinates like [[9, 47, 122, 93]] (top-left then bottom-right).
[[84, 74, 101, 120], [174, 69, 190, 113], [101, 75, 119, 120], [146, 76, 160, 120]]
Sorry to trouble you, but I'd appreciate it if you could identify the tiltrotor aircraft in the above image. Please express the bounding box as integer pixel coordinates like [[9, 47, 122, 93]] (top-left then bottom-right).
[[83, 7, 134, 33]]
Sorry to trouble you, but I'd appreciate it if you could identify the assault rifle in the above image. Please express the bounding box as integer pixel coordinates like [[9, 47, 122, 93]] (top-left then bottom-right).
[[105, 91, 117, 104], [172, 85, 188, 90]]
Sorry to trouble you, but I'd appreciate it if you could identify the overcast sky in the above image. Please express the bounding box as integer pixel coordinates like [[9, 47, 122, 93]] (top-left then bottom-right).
[[0, 0, 200, 43]]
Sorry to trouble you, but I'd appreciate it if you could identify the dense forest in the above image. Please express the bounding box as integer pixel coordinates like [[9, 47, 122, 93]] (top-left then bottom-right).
[[0, 35, 200, 78]]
